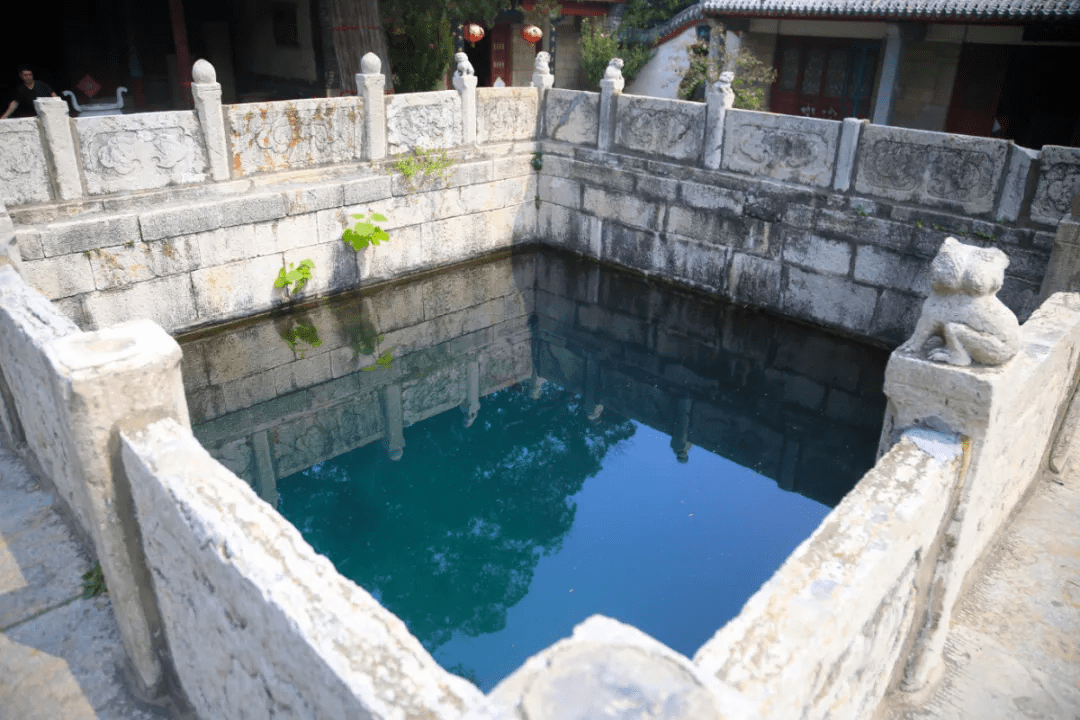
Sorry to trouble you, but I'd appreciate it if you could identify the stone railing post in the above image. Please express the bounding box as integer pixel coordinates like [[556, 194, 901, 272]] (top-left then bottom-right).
[[703, 73, 733, 170], [832, 117, 863, 191], [531, 52, 554, 137], [47, 319, 190, 696], [1037, 191, 1080, 304], [597, 59, 624, 152], [34, 97, 82, 201], [357, 53, 386, 162], [190, 60, 230, 182], [453, 58, 478, 146]]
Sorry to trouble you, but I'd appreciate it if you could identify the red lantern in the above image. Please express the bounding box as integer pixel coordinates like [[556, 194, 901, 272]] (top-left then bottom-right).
[[521, 24, 543, 44], [463, 23, 485, 44]]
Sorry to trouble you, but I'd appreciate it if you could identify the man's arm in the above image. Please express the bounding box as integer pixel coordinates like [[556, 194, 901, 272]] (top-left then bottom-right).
[[0, 100, 17, 119]]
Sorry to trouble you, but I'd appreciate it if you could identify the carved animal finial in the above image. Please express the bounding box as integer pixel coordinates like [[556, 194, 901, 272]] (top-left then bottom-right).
[[534, 51, 551, 76], [603, 58, 624, 82], [454, 52, 475, 79], [191, 59, 216, 85], [898, 237, 1020, 366], [717, 70, 735, 109], [360, 52, 381, 75]]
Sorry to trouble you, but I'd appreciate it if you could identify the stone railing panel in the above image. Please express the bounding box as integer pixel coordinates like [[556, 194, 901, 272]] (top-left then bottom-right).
[[225, 97, 364, 177], [1030, 145, 1080, 226], [477, 87, 539, 144], [854, 125, 1009, 216], [385, 91, 463, 156], [615, 95, 705, 163], [0, 118, 52, 205], [75, 111, 209, 195], [722, 110, 840, 188], [122, 417, 485, 720], [544, 89, 600, 146]]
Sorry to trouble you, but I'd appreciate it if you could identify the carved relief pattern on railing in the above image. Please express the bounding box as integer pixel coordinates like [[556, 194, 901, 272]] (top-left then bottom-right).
[[1030, 147, 1080, 225], [227, 98, 362, 176], [77, 112, 208, 195], [854, 127, 1007, 214], [616, 97, 703, 161], [386, 91, 463, 155], [732, 126, 829, 171], [478, 90, 538, 144], [863, 141, 996, 204], [544, 89, 599, 146], [722, 111, 838, 187], [0, 120, 51, 205]]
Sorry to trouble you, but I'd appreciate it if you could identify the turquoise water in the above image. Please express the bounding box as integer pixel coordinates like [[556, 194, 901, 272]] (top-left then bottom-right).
[[277, 382, 831, 690], [182, 249, 888, 691]]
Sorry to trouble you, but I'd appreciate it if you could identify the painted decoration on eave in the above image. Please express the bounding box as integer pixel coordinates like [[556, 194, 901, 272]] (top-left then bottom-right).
[[522, 24, 543, 43], [464, 23, 485, 44]]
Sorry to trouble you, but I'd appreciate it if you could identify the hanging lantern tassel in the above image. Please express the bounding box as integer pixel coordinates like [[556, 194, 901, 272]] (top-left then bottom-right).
[[464, 23, 485, 44], [522, 24, 543, 44]]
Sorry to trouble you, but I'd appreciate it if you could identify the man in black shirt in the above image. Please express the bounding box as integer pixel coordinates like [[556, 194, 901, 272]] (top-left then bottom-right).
[[1, 66, 57, 119]]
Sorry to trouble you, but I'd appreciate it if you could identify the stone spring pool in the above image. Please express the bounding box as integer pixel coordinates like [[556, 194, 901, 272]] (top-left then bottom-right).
[[177, 247, 889, 691]]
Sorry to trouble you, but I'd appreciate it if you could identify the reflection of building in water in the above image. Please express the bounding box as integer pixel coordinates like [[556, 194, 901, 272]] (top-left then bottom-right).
[[181, 249, 888, 509]]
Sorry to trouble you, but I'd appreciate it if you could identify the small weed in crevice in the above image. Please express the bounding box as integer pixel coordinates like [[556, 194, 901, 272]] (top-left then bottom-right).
[[531, 152, 543, 172], [854, 205, 869, 217], [81, 561, 106, 599], [392, 148, 455, 191]]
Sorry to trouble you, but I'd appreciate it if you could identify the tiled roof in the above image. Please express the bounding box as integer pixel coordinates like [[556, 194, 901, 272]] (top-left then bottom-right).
[[697, 0, 1080, 20], [622, 0, 1078, 46]]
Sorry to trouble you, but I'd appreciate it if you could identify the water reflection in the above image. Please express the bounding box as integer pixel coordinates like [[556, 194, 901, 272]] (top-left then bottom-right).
[[281, 382, 634, 652]]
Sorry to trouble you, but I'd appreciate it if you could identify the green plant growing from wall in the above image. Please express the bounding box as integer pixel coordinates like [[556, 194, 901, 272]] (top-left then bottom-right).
[[580, 17, 653, 90], [531, 152, 543, 172], [677, 35, 777, 109], [281, 321, 324, 359], [81, 561, 106, 598], [343, 212, 390, 250], [362, 346, 396, 372], [393, 148, 455, 191], [275, 259, 315, 296]]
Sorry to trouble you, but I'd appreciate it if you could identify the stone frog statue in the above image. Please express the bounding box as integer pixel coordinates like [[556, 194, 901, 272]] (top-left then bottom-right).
[[603, 58, 624, 81], [898, 237, 1020, 367], [453, 52, 475, 79], [534, 51, 551, 76], [715, 70, 735, 109]]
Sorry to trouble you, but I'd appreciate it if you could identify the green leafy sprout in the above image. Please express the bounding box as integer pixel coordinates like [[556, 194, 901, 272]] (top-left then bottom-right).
[[81, 561, 106, 599], [275, 259, 315, 296], [343, 212, 390, 251]]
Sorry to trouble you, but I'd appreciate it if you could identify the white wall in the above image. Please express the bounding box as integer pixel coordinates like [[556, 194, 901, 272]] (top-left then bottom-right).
[[624, 25, 699, 99]]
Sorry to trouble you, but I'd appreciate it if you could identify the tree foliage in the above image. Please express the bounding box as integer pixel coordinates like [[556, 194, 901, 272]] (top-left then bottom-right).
[[678, 38, 778, 110], [384, 5, 454, 93], [622, 0, 696, 30], [579, 17, 653, 90]]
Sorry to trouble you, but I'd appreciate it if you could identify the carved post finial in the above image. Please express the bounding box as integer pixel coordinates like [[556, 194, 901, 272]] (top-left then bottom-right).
[[191, 59, 216, 85], [897, 237, 1020, 367], [452, 51, 478, 145], [360, 52, 381, 75]]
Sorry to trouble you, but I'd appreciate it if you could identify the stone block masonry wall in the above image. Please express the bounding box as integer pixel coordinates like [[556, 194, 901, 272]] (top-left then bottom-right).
[[535, 93, 1080, 345]]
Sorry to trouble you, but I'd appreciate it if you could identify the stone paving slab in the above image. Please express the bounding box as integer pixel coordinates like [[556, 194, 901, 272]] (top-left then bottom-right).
[[0, 445, 167, 720], [881, 464, 1080, 720]]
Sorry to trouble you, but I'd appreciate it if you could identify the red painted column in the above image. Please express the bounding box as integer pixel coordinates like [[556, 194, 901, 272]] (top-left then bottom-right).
[[168, 0, 193, 108]]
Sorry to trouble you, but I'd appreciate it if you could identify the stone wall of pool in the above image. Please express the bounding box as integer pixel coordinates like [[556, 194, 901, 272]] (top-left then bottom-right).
[[0, 56, 1080, 718]]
